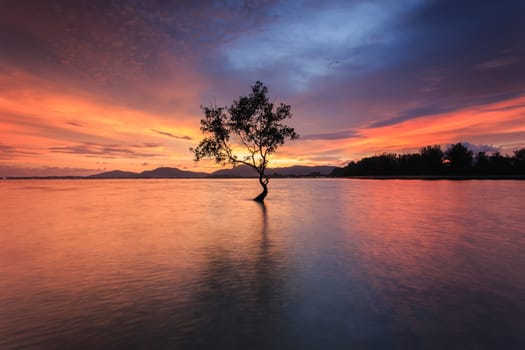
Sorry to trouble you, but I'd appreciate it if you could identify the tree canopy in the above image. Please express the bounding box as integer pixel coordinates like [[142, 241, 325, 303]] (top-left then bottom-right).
[[444, 143, 473, 172], [191, 81, 299, 201]]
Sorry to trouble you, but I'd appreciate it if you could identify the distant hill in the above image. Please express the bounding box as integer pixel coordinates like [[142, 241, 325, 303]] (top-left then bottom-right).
[[269, 165, 336, 177], [90, 167, 207, 178], [90, 165, 335, 179], [90, 170, 139, 178], [139, 167, 208, 178], [209, 165, 336, 177], [210, 165, 258, 177]]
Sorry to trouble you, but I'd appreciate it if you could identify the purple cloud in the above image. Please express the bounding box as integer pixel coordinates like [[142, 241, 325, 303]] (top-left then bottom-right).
[[49, 142, 163, 158], [151, 129, 192, 140], [302, 130, 360, 141]]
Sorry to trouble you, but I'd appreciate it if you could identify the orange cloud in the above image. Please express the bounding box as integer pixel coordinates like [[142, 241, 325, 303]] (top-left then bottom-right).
[[283, 95, 525, 164], [0, 66, 202, 173], [353, 95, 525, 156], [2, 63, 525, 175]]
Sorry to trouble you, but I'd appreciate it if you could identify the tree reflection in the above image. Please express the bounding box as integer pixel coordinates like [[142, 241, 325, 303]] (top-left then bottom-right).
[[178, 202, 285, 349]]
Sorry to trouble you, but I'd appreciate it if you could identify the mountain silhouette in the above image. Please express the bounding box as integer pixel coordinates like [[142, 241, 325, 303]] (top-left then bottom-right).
[[210, 165, 335, 177], [139, 167, 208, 178], [89, 170, 139, 178], [210, 165, 259, 177], [90, 165, 335, 179], [90, 167, 207, 178]]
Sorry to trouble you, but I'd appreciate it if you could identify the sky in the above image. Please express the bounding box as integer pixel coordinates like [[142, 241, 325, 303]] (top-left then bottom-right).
[[1, 0, 525, 176]]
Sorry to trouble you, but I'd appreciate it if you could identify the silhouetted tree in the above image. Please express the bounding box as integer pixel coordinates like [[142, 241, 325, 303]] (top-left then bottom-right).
[[514, 148, 525, 162], [474, 152, 490, 173], [445, 143, 473, 173], [398, 153, 422, 174], [330, 143, 525, 177], [514, 148, 525, 174], [489, 152, 512, 174], [191, 81, 299, 202], [420, 145, 444, 173]]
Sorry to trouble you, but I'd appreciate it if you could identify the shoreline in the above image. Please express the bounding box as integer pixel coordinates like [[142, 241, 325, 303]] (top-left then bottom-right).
[[3, 175, 525, 180], [344, 175, 525, 180]]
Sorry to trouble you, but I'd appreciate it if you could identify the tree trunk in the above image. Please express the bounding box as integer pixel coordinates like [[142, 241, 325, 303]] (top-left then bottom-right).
[[253, 176, 268, 202]]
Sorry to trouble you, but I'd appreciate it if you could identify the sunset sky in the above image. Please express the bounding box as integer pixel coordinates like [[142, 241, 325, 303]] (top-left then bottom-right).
[[1, 0, 525, 176]]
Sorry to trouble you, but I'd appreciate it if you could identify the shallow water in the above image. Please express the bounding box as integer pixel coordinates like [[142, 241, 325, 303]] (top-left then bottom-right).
[[1, 179, 524, 349]]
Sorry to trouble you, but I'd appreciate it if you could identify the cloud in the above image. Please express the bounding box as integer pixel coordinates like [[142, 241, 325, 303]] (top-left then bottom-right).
[[0, 165, 100, 177], [302, 155, 346, 163], [221, 1, 417, 90], [0, 143, 40, 160], [474, 55, 522, 70], [151, 129, 192, 140], [369, 91, 525, 128], [49, 142, 163, 158], [283, 0, 525, 131], [450, 141, 501, 154], [1, 0, 525, 174], [133, 142, 162, 148], [350, 95, 525, 159], [455, 142, 501, 154], [302, 130, 360, 140], [369, 105, 456, 128], [480, 103, 525, 113], [0, 111, 102, 144]]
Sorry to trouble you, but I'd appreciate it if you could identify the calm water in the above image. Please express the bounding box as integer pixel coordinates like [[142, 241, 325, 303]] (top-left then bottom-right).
[[1, 179, 524, 349]]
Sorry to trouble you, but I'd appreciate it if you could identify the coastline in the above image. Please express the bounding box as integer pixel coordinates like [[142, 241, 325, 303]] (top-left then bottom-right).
[[3, 175, 525, 180], [344, 175, 525, 180]]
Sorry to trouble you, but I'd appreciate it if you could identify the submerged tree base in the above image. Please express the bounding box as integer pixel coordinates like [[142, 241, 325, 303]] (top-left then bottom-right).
[[253, 195, 266, 202], [253, 184, 268, 202]]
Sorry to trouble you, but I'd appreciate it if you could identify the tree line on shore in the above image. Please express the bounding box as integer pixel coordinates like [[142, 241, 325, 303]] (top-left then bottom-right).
[[331, 143, 525, 176]]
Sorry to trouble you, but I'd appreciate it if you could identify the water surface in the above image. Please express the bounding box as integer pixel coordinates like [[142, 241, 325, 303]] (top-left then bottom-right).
[[1, 179, 524, 349]]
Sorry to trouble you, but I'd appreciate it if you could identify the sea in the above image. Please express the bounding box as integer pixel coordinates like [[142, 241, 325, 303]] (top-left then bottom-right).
[[1, 179, 524, 349]]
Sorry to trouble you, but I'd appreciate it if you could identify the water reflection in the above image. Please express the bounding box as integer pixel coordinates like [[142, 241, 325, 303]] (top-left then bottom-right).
[[175, 202, 284, 349], [1, 179, 525, 349], [0, 184, 289, 349]]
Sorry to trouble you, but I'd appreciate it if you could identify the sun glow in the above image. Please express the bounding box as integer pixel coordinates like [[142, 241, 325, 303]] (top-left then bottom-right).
[[2, 67, 525, 176]]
